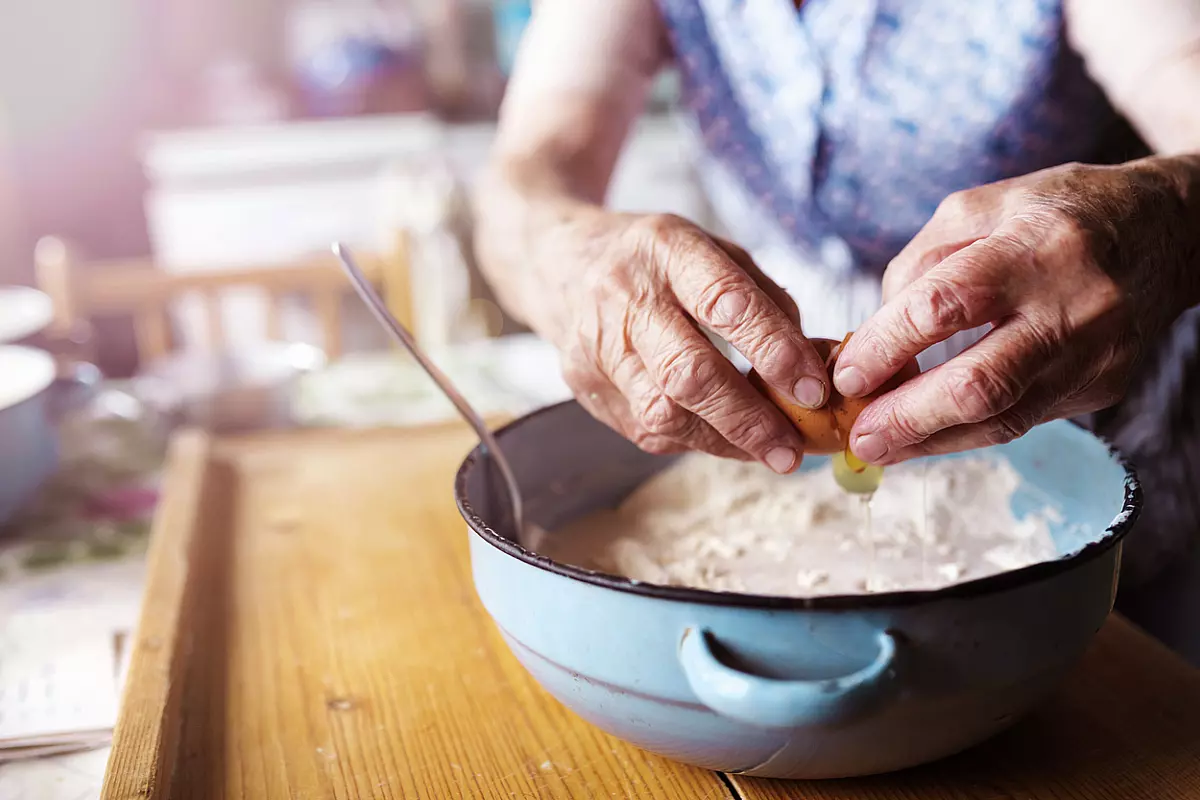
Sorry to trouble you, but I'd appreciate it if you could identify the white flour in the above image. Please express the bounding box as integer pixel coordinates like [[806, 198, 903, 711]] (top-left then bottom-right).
[[540, 453, 1065, 597]]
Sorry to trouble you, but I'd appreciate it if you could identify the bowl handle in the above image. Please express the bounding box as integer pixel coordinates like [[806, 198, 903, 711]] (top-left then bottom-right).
[[678, 627, 901, 728]]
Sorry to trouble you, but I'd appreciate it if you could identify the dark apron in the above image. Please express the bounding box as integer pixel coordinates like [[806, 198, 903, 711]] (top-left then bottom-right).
[[1080, 121, 1200, 665], [1088, 305, 1200, 665]]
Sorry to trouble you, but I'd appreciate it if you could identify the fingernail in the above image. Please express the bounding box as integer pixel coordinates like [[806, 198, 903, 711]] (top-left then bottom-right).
[[853, 433, 888, 464], [835, 366, 868, 398], [765, 447, 797, 474], [792, 376, 826, 408]]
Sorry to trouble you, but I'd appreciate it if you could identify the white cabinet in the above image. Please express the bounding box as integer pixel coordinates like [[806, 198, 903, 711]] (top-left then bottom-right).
[[141, 113, 710, 352], [143, 114, 444, 263]]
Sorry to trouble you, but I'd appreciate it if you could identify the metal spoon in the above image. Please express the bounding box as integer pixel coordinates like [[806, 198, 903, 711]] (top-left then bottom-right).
[[333, 242, 524, 534]]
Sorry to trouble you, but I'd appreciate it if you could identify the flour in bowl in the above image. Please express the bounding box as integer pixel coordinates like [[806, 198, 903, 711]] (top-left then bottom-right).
[[539, 453, 1064, 596]]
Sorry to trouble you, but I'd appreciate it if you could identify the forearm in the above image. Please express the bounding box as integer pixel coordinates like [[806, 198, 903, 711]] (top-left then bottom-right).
[[475, 88, 642, 327], [1066, 1, 1200, 313], [473, 151, 601, 330], [472, 0, 665, 327], [1067, 0, 1200, 154]]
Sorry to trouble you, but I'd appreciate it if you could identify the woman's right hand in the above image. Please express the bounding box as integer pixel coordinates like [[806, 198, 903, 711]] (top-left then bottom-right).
[[513, 206, 830, 473]]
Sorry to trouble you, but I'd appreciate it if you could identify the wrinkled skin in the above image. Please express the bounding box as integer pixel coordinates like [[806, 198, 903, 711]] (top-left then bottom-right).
[[837, 159, 1200, 465], [518, 206, 833, 474]]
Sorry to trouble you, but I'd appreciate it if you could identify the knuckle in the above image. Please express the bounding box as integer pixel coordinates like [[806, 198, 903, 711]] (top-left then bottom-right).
[[694, 274, 755, 328], [987, 410, 1033, 445], [946, 364, 1021, 422], [637, 393, 692, 438], [717, 409, 780, 452], [848, 324, 900, 377], [752, 335, 803, 379], [881, 402, 930, 446], [630, 213, 688, 249], [659, 347, 723, 407], [935, 189, 977, 219], [908, 277, 985, 339], [1041, 209, 1091, 255], [1024, 201, 1097, 263], [1058, 161, 1089, 182], [589, 259, 649, 307], [1006, 185, 1039, 208], [1093, 280, 1127, 316], [629, 213, 706, 278]]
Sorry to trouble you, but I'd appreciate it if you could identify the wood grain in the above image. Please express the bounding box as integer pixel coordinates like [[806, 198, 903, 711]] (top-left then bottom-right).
[[101, 431, 224, 799], [102, 422, 1200, 799], [102, 423, 730, 800], [731, 603, 1200, 800]]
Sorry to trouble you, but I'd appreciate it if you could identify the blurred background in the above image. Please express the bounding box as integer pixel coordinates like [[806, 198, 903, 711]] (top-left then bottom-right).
[[0, 1, 707, 780], [0, 0, 697, 377], [0, 7, 712, 780]]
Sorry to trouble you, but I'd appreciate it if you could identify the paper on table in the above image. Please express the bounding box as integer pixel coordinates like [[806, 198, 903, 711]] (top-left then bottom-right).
[[0, 608, 125, 752]]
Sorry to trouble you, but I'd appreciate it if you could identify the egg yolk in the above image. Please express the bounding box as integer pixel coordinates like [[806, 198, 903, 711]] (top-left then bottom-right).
[[832, 449, 884, 495]]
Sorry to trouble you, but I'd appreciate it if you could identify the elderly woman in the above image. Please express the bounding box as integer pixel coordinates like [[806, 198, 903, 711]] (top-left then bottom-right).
[[473, 0, 1200, 657]]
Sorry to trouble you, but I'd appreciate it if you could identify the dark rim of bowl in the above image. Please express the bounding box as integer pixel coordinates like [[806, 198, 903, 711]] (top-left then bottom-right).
[[454, 401, 1143, 610]]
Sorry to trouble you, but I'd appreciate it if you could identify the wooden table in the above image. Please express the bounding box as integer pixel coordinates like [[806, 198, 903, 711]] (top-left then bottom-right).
[[102, 423, 1200, 799]]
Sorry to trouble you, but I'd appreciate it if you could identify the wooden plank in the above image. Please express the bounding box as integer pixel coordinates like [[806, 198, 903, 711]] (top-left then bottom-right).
[[731, 617, 1200, 800], [103, 423, 730, 800], [101, 431, 224, 799]]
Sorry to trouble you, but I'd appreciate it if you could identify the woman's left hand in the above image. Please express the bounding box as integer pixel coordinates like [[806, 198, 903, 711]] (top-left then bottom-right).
[[833, 158, 1200, 465]]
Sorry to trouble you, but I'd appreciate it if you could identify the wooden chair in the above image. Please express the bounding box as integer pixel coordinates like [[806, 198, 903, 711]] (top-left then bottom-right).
[[34, 233, 414, 364]]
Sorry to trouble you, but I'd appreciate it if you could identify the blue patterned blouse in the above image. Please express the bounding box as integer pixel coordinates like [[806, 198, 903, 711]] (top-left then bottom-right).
[[656, 0, 1200, 628], [655, 0, 1118, 275]]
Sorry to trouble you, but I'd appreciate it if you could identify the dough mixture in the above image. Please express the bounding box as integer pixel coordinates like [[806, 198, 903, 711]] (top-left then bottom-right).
[[538, 453, 1066, 596]]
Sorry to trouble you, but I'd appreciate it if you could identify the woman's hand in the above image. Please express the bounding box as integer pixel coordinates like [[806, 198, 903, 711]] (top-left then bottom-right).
[[473, 0, 834, 470], [834, 158, 1200, 464], [510, 205, 830, 473]]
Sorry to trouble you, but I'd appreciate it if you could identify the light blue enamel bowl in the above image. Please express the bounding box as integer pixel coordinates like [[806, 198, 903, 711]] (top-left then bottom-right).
[[455, 401, 1140, 779]]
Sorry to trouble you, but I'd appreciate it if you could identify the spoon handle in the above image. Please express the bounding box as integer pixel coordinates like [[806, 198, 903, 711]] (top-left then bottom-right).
[[333, 243, 524, 533]]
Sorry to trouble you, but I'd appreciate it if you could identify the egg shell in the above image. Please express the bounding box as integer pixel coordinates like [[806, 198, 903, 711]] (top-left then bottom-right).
[[749, 333, 921, 454]]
